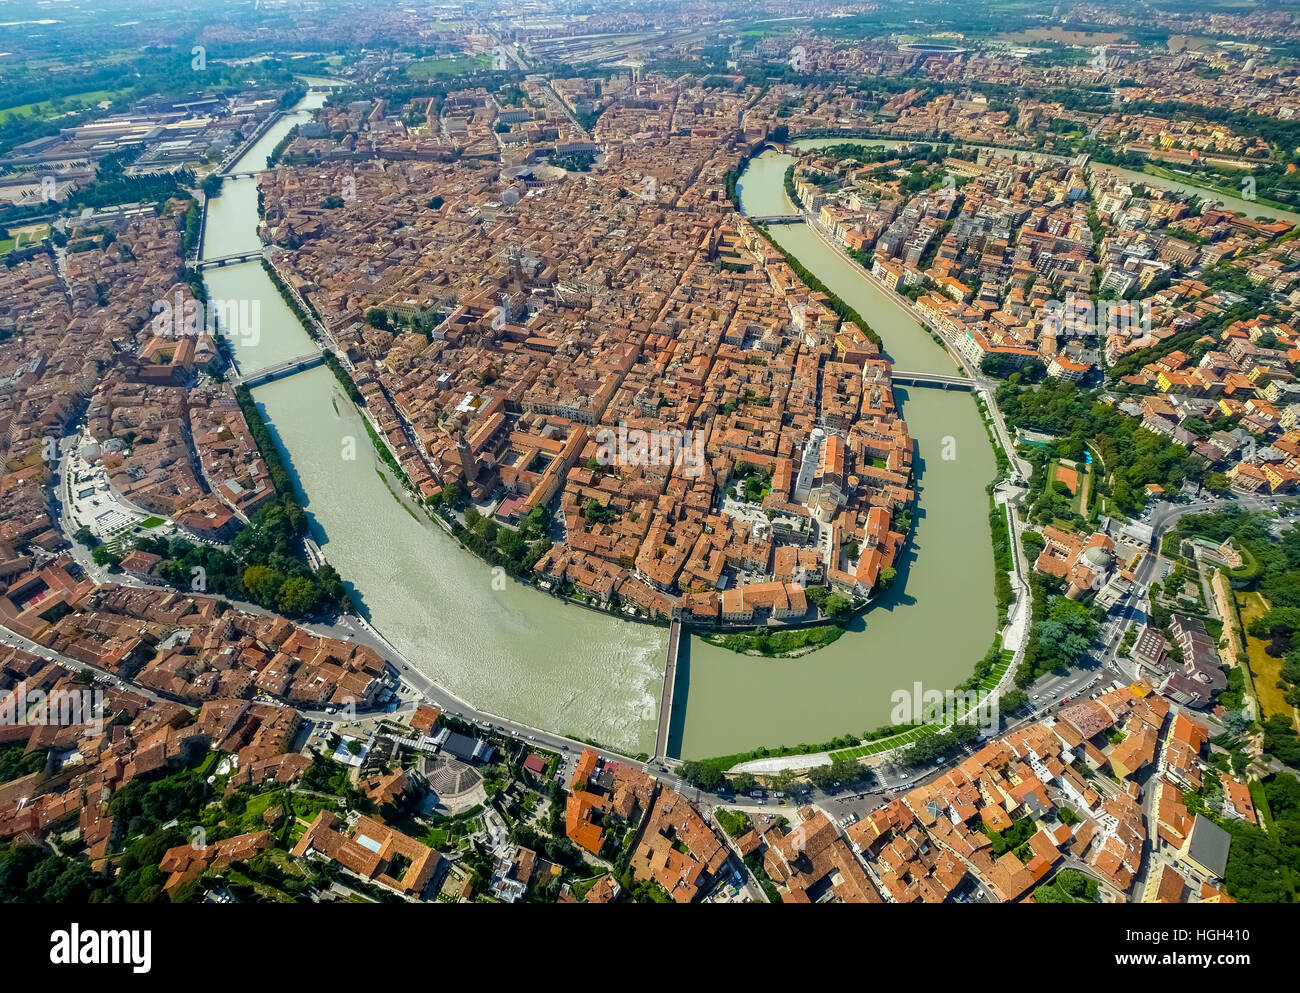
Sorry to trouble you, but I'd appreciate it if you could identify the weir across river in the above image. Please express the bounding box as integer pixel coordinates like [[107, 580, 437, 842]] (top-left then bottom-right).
[[653, 618, 682, 762]]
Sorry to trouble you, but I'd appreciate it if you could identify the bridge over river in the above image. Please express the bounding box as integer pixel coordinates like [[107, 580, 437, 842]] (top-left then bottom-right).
[[234, 351, 325, 388], [890, 370, 974, 390], [196, 250, 265, 270]]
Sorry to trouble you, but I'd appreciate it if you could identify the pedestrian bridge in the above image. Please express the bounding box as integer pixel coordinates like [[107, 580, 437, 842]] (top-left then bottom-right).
[[748, 214, 804, 224], [890, 370, 974, 390]]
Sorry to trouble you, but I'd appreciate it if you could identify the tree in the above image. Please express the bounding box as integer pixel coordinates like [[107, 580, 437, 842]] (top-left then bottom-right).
[[91, 545, 121, 568], [678, 761, 724, 790], [769, 769, 798, 794], [276, 575, 318, 616], [1203, 471, 1230, 495], [730, 773, 756, 794], [440, 480, 466, 510], [584, 498, 616, 525], [824, 593, 853, 621], [807, 762, 837, 789], [497, 528, 523, 557], [1023, 596, 1098, 680], [1000, 688, 1029, 715], [243, 564, 286, 605]]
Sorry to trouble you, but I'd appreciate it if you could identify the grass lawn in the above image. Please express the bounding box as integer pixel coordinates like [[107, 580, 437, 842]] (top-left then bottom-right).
[[0, 225, 51, 254], [1076, 460, 1095, 518], [242, 790, 282, 824], [1236, 591, 1297, 725], [1033, 869, 1098, 903], [406, 54, 490, 79], [830, 723, 940, 761], [0, 89, 120, 123], [569, 873, 607, 901], [288, 793, 336, 828], [139, 516, 166, 528], [1048, 458, 1093, 518]]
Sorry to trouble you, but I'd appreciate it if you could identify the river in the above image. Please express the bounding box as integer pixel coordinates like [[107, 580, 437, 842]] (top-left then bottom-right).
[[670, 147, 997, 759], [199, 104, 997, 761], [202, 92, 666, 756]]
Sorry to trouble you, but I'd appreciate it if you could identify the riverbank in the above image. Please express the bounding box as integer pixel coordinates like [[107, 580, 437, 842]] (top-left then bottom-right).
[[701, 623, 846, 657], [787, 130, 1300, 225]]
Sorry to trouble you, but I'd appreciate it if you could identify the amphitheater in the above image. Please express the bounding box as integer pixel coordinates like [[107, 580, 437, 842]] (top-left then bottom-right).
[[421, 754, 482, 798]]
